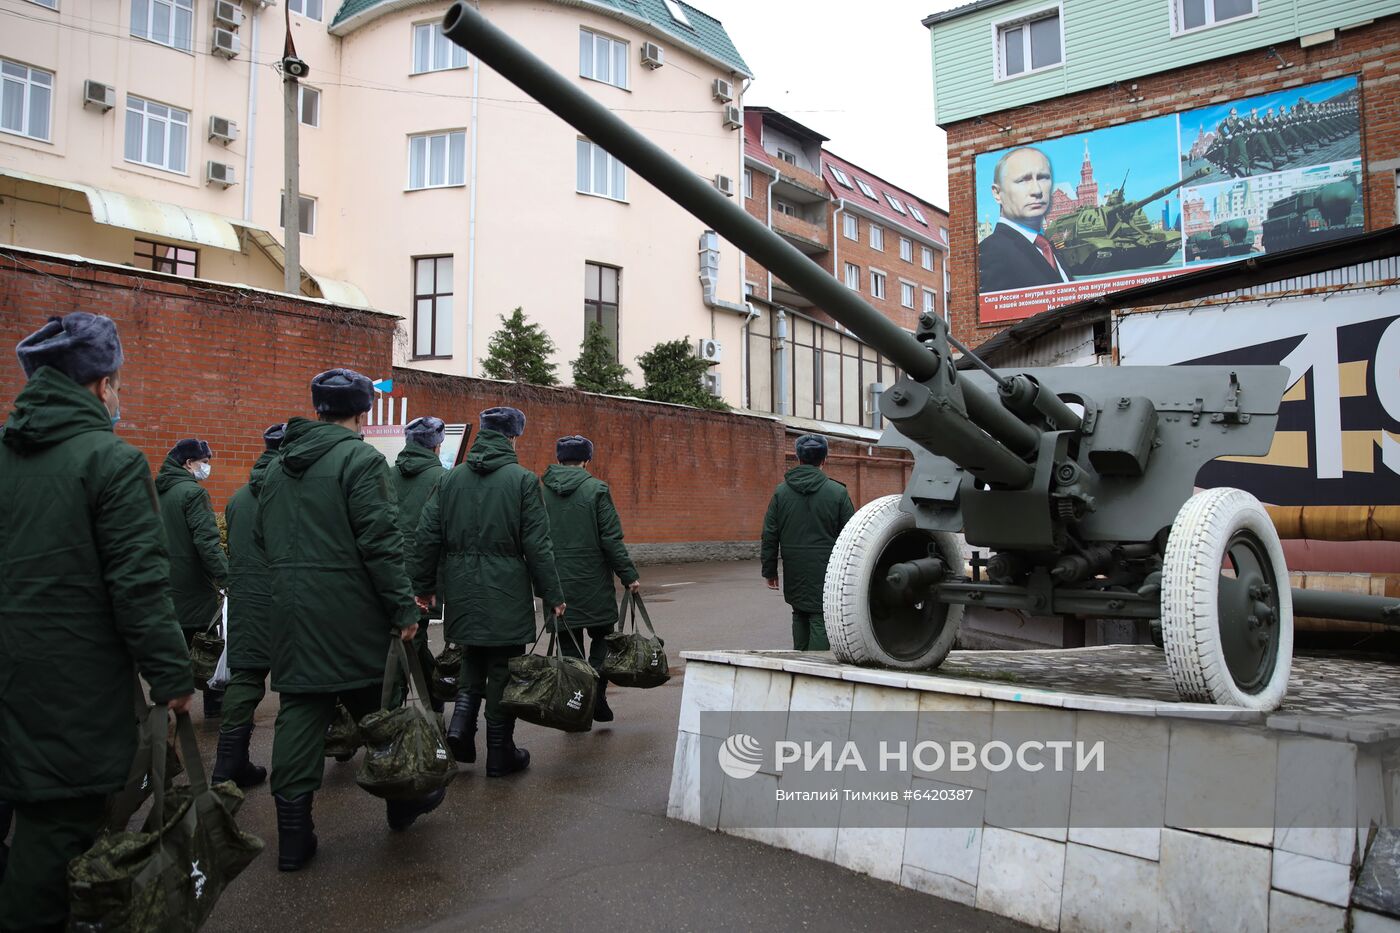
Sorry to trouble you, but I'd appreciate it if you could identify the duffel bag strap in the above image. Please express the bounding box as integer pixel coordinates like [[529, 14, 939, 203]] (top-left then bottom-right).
[[173, 710, 209, 798], [381, 637, 435, 718], [616, 590, 635, 633], [203, 596, 225, 637], [630, 591, 661, 642], [146, 705, 171, 830]]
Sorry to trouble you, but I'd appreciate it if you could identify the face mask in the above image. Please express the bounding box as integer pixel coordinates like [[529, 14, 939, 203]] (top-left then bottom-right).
[[193, 463, 212, 482], [110, 411, 121, 428]]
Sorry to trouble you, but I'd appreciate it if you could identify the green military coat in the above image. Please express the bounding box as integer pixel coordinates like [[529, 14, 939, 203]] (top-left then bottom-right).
[[0, 367, 193, 801], [224, 450, 276, 670], [256, 418, 418, 694], [156, 456, 228, 632], [540, 464, 638, 630], [760, 465, 855, 614], [391, 443, 446, 622], [412, 430, 564, 647]]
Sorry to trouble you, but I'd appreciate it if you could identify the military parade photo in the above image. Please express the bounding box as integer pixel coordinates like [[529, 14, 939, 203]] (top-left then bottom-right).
[[4, 0, 1400, 931]]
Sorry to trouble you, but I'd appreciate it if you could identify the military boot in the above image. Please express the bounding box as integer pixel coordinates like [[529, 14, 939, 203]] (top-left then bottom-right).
[[273, 793, 318, 872], [446, 692, 481, 764], [202, 688, 224, 720], [211, 724, 267, 788], [386, 787, 447, 832], [593, 676, 615, 723], [486, 720, 530, 777]]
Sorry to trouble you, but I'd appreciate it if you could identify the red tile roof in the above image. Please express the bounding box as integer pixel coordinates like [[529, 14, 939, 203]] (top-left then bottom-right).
[[820, 150, 947, 242]]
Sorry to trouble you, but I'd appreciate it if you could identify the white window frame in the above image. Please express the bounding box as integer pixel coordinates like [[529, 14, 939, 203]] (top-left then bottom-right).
[[413, 21, 469, 74], [992, 5, 1064, 82], [289, 0, 323, 22], [124, 95, 189, 174], [909, 204, 928, 225], [662, 0, 692, 27], [1, 59, 53, 142], [1170, 0, 1258, 36], [830, 166, 852, 188], [842, 214, 858, 240], [855, 178, 877, 199], [408, 130, 467, 190], [743, 168, 752, 199], [279, 192, 317, 236], [130, 0, 194, 52], [870, 269, 886, 300], [579, 28, 629, 91], [774, 198, 798, 218], [899, 237, 913, 262], [923, 288, 937, 316], [843, 262, 860, 290], [869, 223, 884, 251], [900, 280, 916, 309], [885, 194, 908, 215], [576, 138, 627, 201], [921, 246, 934, 271], [775, 147, 798, 166], [24, 0, 59, 9], [298, 84, 320, 128]]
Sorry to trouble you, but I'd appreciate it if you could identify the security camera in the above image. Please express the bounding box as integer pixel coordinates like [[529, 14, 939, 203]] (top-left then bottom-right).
[[282, 56, 310, 79]]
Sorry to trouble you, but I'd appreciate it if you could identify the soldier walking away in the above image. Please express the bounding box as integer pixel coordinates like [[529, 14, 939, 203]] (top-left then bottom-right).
[[761, 435, 855, 651], [540, 435, 641, 723], [414, 407, 566, 777], [211, 423, 285, 790], [0, 313, 195, 931], [391, 416, 449, 714], [157, 436, 230, 719], [256, 369, 440, 872]]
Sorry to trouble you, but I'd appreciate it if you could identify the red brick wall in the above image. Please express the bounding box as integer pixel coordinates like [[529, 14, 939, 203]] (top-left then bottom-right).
[[822, 213, 944, 331], [1, 250, 396, 508], [945, 15, 1400, 343]]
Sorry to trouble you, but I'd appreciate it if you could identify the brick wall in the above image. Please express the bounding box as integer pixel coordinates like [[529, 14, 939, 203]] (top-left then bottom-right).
[[945, 15, 1400, 343], [822, 214, 944, 331]]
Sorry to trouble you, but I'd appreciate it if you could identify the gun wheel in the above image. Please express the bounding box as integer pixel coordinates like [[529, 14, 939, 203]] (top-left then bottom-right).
[[1161, 487, 1293, 709], [825, 495, 963, 670]]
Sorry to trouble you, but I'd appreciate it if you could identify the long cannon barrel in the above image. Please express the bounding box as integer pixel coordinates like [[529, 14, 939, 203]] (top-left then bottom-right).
[[1117, 168, 1210, 217], [440, 2, 939, 382]]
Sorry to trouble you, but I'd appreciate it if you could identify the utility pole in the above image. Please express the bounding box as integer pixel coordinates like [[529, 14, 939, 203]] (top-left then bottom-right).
[[280, 7, 308, 295]]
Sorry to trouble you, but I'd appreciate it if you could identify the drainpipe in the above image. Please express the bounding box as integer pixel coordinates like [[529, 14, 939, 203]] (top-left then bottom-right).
[[241, 6, 264, 221], [774, 307, 790, 415], [832, 199, 843, 300], [465, 56, 481, 375]]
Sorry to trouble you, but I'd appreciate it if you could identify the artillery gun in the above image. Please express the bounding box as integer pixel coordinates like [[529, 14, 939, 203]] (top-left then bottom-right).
[[1044, 169, 1209, 277], [440, 4, 1400, 710], [1186, 218, 1256, 262]]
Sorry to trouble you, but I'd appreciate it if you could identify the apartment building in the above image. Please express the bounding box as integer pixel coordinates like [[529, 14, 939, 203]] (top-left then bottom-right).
[[0, 0, 753, 403]]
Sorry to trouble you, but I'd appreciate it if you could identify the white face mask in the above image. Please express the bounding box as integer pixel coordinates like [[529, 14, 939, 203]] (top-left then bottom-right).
[[193, 462, 212, 482]]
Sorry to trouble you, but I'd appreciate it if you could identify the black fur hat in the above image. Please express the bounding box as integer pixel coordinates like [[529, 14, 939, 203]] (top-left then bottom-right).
[[795, 434, 828, 465], [556, 435, 594, 463], [170, 438, 213, 463], [311, 368, 374, 416], [263, 423, 287, 451], [16, 313, 124, 385], [479, 406, 526, 438], [404, 415, 446, 449]]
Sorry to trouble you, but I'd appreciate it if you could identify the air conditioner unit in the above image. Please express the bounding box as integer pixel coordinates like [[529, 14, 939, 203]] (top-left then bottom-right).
[[698, 338, 723, 363], [712, 78, 734, 102], [640, 42, 664, 69], [714, 174, 734, 197], [208, 115, 238, 144], [207, 160, 238, 187], [214, 0, 244, 27], [702, 372, 721, 396], [212, 27, 240, 58], [83, 80, 115, 112], [722, 105, 742, 130]]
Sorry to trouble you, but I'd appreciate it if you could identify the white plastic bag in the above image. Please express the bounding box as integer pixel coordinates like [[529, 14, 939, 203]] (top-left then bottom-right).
[[208, 595, 230, 690]]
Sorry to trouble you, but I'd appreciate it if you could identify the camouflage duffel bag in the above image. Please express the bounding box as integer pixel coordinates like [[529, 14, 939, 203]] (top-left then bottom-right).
[[355, 640, 456, 800], [188, 603, 225, 686], [602, 591, 670, 689], [431, 643, 464, 704], [69, 708, 263, 933], [323, 703, 362, 760], [501, 625, 597, 733]]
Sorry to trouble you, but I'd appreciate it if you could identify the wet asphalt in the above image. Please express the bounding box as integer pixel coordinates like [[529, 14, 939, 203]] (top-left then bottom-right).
[[198, 561, 1032, 933]]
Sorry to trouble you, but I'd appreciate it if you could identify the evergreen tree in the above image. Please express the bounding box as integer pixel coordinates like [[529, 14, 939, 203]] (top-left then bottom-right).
[[571, 320, 633, 395], [479, 307, 558, 385], [637, 337, 728, 411]]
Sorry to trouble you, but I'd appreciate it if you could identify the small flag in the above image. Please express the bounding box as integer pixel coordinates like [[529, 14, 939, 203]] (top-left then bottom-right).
[[372, 378, 393, 394]]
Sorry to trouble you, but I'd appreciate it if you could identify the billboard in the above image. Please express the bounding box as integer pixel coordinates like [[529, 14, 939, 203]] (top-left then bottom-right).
[[975, 76, 1362, 323]]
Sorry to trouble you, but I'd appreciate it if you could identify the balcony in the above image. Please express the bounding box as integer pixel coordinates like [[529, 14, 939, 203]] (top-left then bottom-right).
[[772, 210, 829, 255], [771, 161, 828, 201]]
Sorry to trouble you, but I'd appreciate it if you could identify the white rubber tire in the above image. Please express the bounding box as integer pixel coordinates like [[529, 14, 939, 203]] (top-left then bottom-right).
[[1161, 487, 1293, 710], [825, 495, 965, 669]]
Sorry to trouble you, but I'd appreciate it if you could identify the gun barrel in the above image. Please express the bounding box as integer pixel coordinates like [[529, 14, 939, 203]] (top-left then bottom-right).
[[440, 3, 937, 381]]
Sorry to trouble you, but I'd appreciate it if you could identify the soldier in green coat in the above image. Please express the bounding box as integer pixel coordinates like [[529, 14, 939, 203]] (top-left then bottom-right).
[[0, 313, 194, 931], [540, 435, 641, 723], [211, 423, 284, 790], [391, 416, 448, 714], [156, 436, 229, 718], [413, 407, 566, 777], [256, 370, 440, 872], [761, 434, 855, 651]]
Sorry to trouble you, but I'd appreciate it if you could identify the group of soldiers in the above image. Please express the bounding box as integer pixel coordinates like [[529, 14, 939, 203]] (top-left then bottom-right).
[[1205, 97, 1359, 178]]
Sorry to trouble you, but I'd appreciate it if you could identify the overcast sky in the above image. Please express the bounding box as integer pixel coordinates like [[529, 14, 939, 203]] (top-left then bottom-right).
[[695, 0, 967, 208]]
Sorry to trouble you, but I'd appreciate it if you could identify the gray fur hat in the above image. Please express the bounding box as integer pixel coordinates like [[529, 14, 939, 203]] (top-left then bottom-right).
[[556, 435, 594, 463], [479, 406, 526, 438], [404, 415, 446, 449], [795, 434, 829, 465], [170, 438, 213, 463], [263, 423, 287, 451], [311, 368, 374, 416], [16, 313, 124, 385]]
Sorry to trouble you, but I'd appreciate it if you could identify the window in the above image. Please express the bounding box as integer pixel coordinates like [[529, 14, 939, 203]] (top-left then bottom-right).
[[899, 237, 913, 262], [413, 256, 453, 358], [662, 0, 692, 27], [870, 270, 886, 300], [869, 224, 884, 251], [813, 347, 823, 406], [923, 288, 937, 316], [584, 262, 620, 359], [124, 96, 188, 173], [844, 262, 860, 290], [279, 192, 316, 235], [409, 130, 466, 189], [886, 194, 908, 215], [900, 281, 916, 309], [830, 166, 852, 188], [997, 8, 1061, 79], [413, 22, 468, 73], [131, 0, 193, 51], [134, 239, 197, 277], [775, 147, 797, 166], [576, 139, 626, 200], [25, 0, 58, 8], [289, 0, 323, 21], [579, 28, 628, 90], [743, 168, 752, 199], [1, 60, 52, 142], [909, 204, 928, 225], [921, 246, 934, 270], [855, 178, 877, 199], [299, 85, 320, 127], [842, 214, 858, 240], [1174, 0, 1255, 32], [774, 199, 798, 218]]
